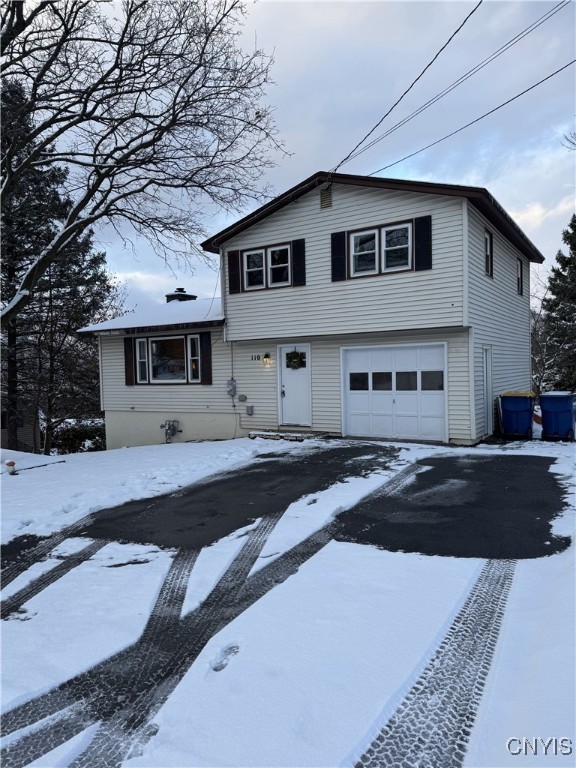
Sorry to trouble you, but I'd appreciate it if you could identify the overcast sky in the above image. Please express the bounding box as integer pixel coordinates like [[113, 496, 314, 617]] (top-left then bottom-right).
[[103, 0, 575, 309]]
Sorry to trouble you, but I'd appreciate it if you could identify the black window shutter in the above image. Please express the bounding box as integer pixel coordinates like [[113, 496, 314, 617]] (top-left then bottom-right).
[[291, 239, 306, 286], [414, 216, 432, 271], [227, 250, 241, 294], [331, 231, 347, 281], [124, 337, 135, 386], [200, 332, 213, 385]]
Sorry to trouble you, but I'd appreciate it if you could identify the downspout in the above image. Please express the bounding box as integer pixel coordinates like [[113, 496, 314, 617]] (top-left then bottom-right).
[[463, 199, 477, 442]]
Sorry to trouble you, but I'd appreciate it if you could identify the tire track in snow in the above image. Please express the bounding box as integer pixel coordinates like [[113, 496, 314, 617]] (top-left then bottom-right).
[[1, 447, 411, 767], [1, 515, 96, 588], [354, 558, 516, 768], [1, 540, 107, 619]]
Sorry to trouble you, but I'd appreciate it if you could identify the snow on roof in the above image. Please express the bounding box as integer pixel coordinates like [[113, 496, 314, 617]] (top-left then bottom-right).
[[79, 297, 224, 333]]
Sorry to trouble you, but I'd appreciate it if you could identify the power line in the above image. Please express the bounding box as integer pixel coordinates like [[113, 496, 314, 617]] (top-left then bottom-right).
[[343, 0, 571, 166], [368, 59, 576, 176], [332, 0, 484, 172]]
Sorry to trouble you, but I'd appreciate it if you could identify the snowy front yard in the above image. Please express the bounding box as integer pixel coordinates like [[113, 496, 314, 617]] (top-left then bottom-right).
[[1, 438, 574, 768]]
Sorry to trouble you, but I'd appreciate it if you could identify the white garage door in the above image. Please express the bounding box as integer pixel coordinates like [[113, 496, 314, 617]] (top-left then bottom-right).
[[343, 344, 447, 441]]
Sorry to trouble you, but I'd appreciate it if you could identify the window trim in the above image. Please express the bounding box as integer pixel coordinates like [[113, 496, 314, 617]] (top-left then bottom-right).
[[243, 249, 266, 291], [485, 229, 494, 277], [135, 335, 203, 385], [347, 220, 415, 280], [148, 335, 187, 384], [136, 338, 149, 383], [349, 229, 379, 277], [517, 258, 523, 295], [382, 222, 413, 272], [187, 334, 201, 382], [241, 242, 293, 291], [267, 244, 292, 287]]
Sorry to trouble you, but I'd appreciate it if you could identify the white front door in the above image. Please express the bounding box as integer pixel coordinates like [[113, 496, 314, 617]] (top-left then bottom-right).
[[278, 344, 312, 426]]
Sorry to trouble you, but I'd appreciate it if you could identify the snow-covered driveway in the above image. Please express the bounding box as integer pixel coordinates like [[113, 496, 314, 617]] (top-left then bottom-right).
[[1, 438, 574, 768]]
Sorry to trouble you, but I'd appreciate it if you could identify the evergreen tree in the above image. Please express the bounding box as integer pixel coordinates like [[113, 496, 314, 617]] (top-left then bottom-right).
[[1, 80, 124, 452], [542, 215, 576, 391]]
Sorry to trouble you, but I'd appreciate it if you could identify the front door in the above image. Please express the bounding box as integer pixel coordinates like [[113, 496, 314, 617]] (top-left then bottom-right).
[[278, 344, 312, 426]]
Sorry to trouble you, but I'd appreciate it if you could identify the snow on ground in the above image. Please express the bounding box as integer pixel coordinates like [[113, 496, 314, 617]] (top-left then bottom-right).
[[1, 437, 574, 768]]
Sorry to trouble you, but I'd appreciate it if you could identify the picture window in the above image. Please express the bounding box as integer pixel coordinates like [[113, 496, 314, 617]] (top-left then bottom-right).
[[136, 335, 202, 384]]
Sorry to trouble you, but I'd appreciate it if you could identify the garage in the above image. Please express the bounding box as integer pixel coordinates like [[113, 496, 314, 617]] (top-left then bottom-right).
[[342, 343, 447, 441]]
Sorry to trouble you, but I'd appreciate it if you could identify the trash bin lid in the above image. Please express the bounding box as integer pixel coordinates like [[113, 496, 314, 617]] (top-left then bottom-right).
[[540, 391, 575, 396]]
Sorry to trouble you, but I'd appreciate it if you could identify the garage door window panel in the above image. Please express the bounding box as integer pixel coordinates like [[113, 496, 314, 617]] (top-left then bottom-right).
[[396, 371, 418, 391], [373, 372, 392, 390], [350, 372, 369, 390], [421, 370, 444, 391]]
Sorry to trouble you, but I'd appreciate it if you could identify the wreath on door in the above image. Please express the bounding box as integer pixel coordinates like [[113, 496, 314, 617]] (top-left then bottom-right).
[[286, 350, 306, 369]]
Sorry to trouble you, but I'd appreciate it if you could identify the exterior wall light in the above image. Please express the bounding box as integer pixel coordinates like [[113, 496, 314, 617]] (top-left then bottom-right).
[[262, 353, 272, 367]]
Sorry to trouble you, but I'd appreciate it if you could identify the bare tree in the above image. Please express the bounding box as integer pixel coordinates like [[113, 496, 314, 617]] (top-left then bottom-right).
[[1, 0, 283, 322], [563, 130, 576, 150]]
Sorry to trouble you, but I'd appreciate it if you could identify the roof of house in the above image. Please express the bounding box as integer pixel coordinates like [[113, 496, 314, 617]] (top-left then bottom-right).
[[200, 171, 545, 264], [79, 297, 224, 334]]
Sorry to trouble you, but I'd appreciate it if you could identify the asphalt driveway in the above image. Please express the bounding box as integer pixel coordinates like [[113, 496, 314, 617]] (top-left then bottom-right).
[[0, 442, 570, 768]]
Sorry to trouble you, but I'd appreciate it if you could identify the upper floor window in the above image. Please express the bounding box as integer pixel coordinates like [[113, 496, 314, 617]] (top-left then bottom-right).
[[350, 230, 378, 276], [268, 245, 291, 286], [485, 230, 494, 277], [517, 258, 523, 295], [244, 250, 265, 290], [243, 244, 292, 290], [136, 335, 201, 383], [383, 224, 412, 271], [348, 222, 413, 278]]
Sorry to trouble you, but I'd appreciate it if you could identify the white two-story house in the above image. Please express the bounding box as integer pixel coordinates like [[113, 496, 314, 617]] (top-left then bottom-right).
[[82, 172, 543, 449]]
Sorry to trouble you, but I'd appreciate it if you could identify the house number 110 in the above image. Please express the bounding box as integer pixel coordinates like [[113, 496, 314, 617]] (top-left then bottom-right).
[[251, 354, 262, 361]]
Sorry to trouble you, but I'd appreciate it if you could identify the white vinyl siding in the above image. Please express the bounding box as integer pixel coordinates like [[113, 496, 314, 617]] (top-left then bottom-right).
[[223, 185, 465, 341], [467, 203, 531, 439], [100, 330, 232, 413], [229, 330, 471, 443]]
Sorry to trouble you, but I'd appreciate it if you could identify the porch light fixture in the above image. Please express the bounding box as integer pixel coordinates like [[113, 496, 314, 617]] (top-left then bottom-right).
[[262, 353, 272, 367]]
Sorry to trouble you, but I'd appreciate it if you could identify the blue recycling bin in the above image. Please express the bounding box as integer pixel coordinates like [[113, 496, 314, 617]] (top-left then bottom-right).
[[499, 394, 534, 439], [539, 392, 576, 441]]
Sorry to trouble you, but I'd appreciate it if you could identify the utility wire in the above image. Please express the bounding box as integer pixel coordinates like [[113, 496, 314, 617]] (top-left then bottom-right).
[[369, 59, 576, 176], [332, 0, 484, 172], [343, 0, 570, 166]]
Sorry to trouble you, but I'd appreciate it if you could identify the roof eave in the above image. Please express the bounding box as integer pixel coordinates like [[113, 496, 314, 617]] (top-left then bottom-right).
[[80, 318, 225, 335], [201, 171, 544, 264]]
